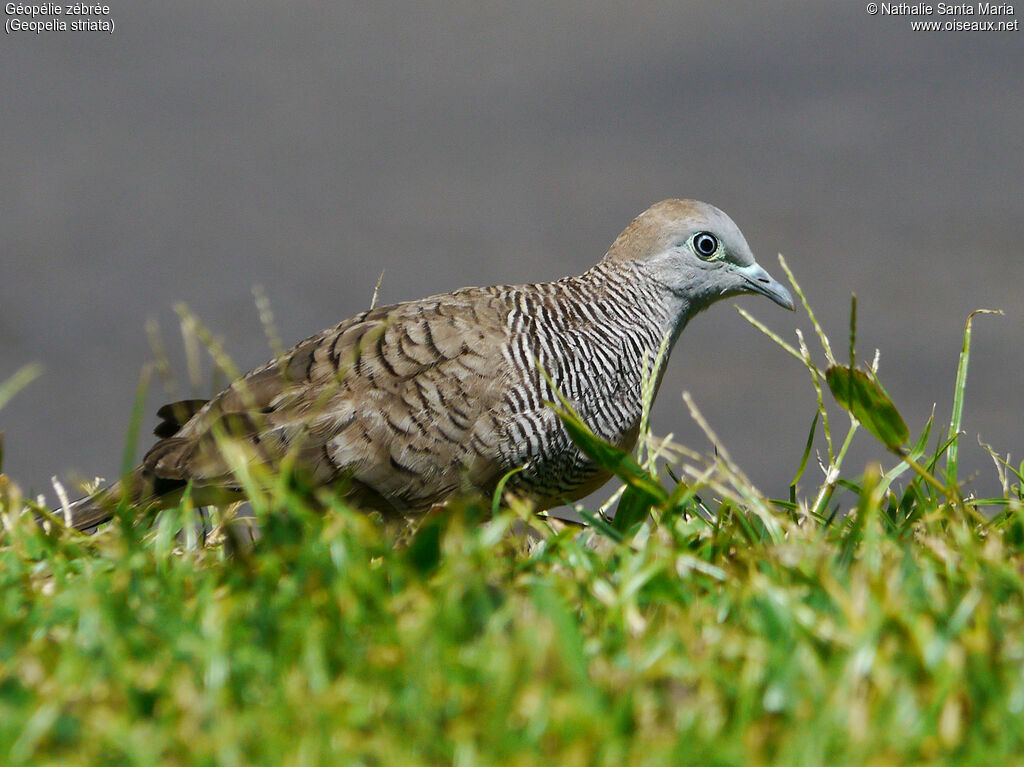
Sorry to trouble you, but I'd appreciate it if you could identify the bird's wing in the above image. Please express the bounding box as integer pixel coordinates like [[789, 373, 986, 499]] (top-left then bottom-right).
[[141, 288, 514, 511]]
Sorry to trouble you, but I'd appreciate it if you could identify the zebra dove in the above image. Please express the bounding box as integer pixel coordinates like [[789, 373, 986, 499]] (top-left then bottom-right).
[[67, 199, 792, 531]]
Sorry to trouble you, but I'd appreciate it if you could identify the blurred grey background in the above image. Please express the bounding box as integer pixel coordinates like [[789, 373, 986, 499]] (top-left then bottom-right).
[[2, 2, 1021, 506]]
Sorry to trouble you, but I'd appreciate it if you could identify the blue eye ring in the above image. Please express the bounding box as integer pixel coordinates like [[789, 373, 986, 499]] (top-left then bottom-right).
[[691, 232, 719, 259]]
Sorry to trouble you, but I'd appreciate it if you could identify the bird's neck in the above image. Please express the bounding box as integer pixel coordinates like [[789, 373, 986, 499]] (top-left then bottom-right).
[[576, 259, 696, 348], [555, 261, 695, 409]]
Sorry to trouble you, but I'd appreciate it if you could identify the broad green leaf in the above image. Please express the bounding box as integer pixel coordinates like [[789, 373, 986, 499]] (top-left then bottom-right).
[[611, 486, 653, 534], [406, 512, 444, 575], [825, 365, 908, 450]]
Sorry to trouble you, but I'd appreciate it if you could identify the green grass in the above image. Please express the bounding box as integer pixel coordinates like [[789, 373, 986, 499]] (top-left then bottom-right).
[[1, 266, 1022, 766]]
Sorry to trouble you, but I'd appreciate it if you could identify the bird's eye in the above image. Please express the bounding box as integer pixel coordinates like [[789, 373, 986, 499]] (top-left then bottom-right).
[[691, 232, 719, 259]]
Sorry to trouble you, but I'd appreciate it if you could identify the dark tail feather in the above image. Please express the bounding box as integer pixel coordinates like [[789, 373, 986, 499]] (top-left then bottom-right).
[[59, 398, 209, 532]]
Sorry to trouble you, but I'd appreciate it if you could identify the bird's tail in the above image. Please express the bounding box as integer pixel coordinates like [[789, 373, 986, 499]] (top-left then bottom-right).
[[57, 470, 214, 533], [59, 480, 129, 533], [56, 468, 162, 533]]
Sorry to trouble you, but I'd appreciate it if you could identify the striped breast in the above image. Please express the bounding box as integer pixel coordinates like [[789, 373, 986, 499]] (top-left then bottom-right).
[[494, 261, 674, 507]]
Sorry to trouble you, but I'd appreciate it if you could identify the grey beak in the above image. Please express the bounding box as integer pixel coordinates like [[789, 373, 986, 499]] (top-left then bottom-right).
[[731, 262, 794, 311]]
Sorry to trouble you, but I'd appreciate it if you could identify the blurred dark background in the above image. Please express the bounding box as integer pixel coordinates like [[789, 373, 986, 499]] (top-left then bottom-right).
[[2, 3, 1021, 506]]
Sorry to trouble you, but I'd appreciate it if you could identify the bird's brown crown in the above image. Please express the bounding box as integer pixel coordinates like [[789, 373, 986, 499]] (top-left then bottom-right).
[[601, 199, 714, 263]]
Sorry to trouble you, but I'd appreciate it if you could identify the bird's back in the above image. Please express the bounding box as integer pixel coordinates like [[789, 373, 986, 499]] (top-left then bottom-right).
[[143, 285, 518, 512]]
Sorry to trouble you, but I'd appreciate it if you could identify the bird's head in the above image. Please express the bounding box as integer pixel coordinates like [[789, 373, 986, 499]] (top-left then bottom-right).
[[602, 199, 794, 312]]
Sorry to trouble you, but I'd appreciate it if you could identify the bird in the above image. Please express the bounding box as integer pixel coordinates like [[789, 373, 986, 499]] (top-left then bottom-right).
[[64, 199, 793, 532]]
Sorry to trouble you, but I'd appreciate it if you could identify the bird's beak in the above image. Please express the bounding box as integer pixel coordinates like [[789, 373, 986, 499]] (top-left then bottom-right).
[[731, 262, 794, 311]]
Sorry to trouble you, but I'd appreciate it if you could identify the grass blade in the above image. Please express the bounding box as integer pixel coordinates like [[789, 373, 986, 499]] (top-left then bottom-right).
[[120, 365, 153, 478], [945, 309, 1002, 487], [576, 507, 624, 542], [492, 464, 528, 516], [0, 363, 43, 411], [790, 411, 819, 503], [550, 400, 667, 506]]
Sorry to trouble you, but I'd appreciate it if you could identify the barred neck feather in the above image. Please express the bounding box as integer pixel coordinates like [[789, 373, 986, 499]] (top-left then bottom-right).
[[496, 259, 687, 504]]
